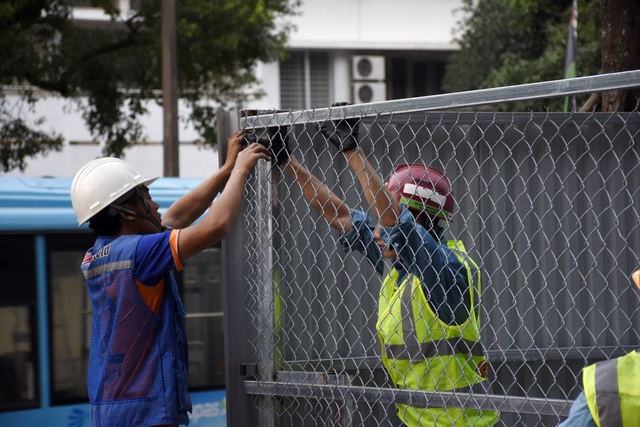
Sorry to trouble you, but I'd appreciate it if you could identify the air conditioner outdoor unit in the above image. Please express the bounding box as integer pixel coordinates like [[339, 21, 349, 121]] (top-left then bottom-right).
[[352, 55, 386, 81], [353, 82, 387, 103]]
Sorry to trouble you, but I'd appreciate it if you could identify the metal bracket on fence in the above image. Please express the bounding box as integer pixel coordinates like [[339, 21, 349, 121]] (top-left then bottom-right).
[[276, 371, 356, 426]]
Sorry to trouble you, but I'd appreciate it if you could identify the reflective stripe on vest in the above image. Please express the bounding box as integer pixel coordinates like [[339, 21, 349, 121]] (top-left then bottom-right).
[[83, 260, 132, 279], [385, 338, 485, 361], [594, 359, 623, 426]]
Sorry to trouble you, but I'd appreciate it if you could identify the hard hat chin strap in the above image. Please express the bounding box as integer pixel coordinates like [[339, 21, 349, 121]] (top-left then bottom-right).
[[414, 211, 444, 240], [109, 187, 166, 232], [140, 194, 166, 232]]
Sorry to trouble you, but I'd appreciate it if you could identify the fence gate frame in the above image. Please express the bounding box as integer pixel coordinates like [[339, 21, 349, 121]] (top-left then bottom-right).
[[219, 70, 640, 427]]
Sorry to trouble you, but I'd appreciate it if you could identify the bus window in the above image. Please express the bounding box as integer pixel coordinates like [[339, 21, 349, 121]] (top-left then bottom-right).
[[0, 235, 38, 411], [48, 234, 94, 405], [178, 246, 225, 390]]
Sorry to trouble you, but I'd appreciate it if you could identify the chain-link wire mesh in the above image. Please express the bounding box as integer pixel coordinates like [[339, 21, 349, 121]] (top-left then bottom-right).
[[221, 72, 640, 427]]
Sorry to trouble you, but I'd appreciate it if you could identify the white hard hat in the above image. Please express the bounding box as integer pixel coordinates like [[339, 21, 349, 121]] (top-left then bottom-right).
[[71, 157, 158, 225]]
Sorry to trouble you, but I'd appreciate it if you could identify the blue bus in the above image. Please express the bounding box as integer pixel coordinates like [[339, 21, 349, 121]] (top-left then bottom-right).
[[0, 177, 226, 426]]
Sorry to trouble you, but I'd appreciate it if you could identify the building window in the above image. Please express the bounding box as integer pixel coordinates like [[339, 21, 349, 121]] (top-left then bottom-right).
[[68, 0, 122, 7], [280, 51, 330, 110], [389, 57, 447, 99]]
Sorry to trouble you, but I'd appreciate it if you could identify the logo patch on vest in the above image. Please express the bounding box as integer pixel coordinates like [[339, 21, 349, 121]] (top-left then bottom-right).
[[91, 244, 111, 261]]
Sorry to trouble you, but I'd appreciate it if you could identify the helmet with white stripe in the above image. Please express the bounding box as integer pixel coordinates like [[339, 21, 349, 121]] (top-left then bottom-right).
[[385, 163, 454, 221]]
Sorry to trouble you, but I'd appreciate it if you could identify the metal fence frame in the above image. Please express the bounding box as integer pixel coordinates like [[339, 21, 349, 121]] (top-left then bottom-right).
[[219, 70, 640, 427]]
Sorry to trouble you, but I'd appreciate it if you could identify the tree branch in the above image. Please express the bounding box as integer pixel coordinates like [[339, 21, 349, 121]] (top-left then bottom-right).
[[79, 15, 152, 62], [580, 93, 600, 112]]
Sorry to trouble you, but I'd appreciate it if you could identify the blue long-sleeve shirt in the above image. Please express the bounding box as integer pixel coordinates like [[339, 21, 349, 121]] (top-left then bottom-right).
[[339, 206, 471, 325], [557, 392, 596, 427]]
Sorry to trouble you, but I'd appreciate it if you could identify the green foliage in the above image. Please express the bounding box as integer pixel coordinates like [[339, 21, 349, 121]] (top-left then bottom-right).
[[444, 0, 601, 111], [0, 100, 64, 172], [0, 0, 299, 171]]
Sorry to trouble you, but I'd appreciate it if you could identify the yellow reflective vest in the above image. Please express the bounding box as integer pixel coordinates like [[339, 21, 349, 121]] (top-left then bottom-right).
[[376, 240, 499, 427], [583, 350, 640, 427]]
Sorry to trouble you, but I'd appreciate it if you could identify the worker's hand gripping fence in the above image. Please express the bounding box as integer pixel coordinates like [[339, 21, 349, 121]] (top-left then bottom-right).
[[225, 82, 640, 426]]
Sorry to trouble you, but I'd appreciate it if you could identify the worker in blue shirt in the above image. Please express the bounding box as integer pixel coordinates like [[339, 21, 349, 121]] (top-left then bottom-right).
[[264, 105, 499, 426], [70, 132, 269, 427]]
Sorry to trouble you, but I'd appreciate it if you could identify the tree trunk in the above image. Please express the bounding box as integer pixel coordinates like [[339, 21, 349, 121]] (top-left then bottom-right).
[[600, 0, 640, 111]]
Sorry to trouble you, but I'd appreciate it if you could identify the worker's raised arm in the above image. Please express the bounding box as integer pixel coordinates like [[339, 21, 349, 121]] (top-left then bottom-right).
[[162, 131, 246, 229], [177, 142, 270, 261], [266, 125, 353, 233], [319, 103, 401, 228], [283, 155, 352, 233], [343, 148, 400, 228]]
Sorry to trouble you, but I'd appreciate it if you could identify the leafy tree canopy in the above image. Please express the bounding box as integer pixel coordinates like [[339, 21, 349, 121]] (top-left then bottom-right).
[[443, 0, 601, 111], [0, 0, 299, 171]]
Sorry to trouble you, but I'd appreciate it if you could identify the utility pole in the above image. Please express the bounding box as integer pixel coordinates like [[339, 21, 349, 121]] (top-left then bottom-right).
[[162, 0, 179, 176]]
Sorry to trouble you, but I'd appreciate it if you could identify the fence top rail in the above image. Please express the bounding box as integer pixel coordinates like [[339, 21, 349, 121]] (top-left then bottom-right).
[[241, 70, 640, 128], [246, 110, 640, 129]]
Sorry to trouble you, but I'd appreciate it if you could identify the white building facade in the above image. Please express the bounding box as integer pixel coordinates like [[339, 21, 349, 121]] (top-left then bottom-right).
[[3, 0, 463, 178]]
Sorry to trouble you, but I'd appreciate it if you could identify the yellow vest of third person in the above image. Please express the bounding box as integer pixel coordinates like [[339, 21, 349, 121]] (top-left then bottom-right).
[[583, 350, 640, 427], [376, 240, 499, 427]]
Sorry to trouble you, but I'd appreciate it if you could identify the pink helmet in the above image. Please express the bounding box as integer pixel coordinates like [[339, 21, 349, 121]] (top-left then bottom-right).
[[385, 163, 454, 220]]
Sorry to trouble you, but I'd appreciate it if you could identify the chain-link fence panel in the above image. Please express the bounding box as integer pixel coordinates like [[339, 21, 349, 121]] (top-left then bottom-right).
[[220, 71, 640, 427]]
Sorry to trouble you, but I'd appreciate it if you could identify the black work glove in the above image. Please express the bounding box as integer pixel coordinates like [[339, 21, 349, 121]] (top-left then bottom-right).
[[319, 102, 360, 152], [261, 126, 290, 166]]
